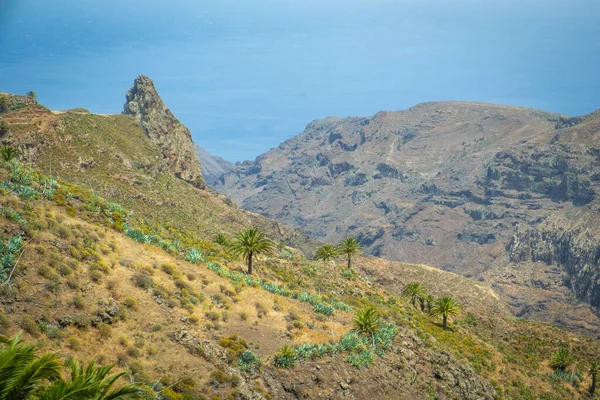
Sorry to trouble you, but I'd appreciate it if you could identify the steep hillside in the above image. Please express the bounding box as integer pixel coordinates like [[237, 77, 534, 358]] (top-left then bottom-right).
[[196, 145, 234, 187], [1, 150, 599, 399], [214, 102, 600, 335], [2, 84, 600, 398], [0, 78, 315, 256]]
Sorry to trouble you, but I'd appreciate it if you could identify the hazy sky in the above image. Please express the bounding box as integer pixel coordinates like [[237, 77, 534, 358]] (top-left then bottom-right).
[[1, 0, 599, 161]]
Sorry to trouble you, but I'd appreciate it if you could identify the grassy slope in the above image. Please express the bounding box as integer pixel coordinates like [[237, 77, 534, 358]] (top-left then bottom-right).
[[1, 102, 600, 398], [2, 104, 315, 256]]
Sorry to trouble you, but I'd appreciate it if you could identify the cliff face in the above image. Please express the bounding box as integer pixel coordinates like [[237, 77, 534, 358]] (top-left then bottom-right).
[[123, 75, 204, 188], [213, 102, 600, 334]]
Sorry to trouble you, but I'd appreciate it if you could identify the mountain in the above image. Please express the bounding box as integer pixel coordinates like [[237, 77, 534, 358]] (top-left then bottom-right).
[[195, 145, 234, 186], [123, 75, 205, 188], [213, 101, 600, 335], [2, 83, 600, 399]]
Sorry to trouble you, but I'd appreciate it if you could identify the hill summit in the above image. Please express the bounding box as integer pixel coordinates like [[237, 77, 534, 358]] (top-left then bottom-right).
[[124, 75, 205, 188]]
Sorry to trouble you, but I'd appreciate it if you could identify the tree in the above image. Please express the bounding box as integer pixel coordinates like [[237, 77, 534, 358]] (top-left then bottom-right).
[[0, 334, 61, 400], [38, 359, 144, 400], [550, 348, 571, 372], [0, 122, 9, 137], [402, 282, 426, 308], [588, 361, 599, 396], [352, 307, 380, 344], [430, 296, 462, 330], [228, 228, 274, 274], [0, 97, 8, 113], [423, 294, 435, 314], [337, 237, 361, 270], [27, 91, 36, 99], [314, 244, 339, 265], [1, 146, 18, 162], [214, 233, 230, 247], [0, 334, 144, 399]]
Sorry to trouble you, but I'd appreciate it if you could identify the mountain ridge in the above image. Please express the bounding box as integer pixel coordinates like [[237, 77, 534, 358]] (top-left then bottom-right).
[[213, 101, 600, 335]]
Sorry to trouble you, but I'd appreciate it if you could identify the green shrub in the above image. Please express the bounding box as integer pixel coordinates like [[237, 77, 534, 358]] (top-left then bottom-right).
[[67, 336, 81, 349], [274, 345, 297, 368], [238, 350, 261, 371]]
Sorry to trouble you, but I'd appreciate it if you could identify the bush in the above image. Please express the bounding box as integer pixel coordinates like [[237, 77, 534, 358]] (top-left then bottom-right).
[[67, 336, 81, 349], [274, 345, 297, 368], [20, 315, 39, 337], [133, 272, 153, 289], [98, 323, 112, 340], [123, 297, 138, 310], [205, 311, 220, 321], [161, 263, 177, 276]]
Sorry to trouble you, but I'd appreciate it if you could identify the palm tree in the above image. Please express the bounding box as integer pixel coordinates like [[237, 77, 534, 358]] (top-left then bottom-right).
[[0, 334, 144, 400], [38, 359, 144, 400], [352, 307, 380, 345], [423, 294, 435, 314], [0, 146, 18, 162], [214, 233, 230, 247], [0, 334, 61, 400], [588, 361, 599, 396], [337, 237, 361, 270], [314, 244, 339, 265], [550, 348, 571, 372], [228, 228, 274, 274], [402, 282, 426, 308], [430, 296, 462, 330]]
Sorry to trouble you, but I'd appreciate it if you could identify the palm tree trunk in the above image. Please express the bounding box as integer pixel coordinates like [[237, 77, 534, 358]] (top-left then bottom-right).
[[591, 372, 597, 396], [248, 251, 253, 275], [442, 314, 447, 330], [347, 255, 351, 270], [420, 298, 425, 312]]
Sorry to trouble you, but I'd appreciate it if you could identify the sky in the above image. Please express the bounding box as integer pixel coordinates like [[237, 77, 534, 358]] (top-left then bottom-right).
[[0, 0, 599, 162]]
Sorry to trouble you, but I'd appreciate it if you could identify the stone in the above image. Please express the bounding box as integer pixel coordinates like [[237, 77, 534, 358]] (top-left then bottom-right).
[[123, 75, 205, 188]]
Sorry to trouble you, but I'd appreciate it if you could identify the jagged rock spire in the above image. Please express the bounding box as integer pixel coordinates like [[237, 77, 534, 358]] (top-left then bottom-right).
[[124, 75, 205, 188]]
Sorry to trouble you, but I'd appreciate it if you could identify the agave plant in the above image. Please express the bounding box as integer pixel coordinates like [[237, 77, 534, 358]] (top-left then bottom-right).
[[0, 146, 18, 162], [274, 345, 297, 368], [228, 228, 274, 274], [402, 282, 426, 308], [550, 348, 572, 372], [430, 296, 462, 330], [337, 237, 362, 270]]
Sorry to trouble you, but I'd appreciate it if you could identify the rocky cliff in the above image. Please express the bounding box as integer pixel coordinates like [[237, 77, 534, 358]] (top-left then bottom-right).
[[214, 102, 600, 335], [123, 75, 205, 188]]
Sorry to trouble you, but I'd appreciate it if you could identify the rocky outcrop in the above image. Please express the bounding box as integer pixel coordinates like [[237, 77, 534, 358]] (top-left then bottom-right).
[[123, 75, 204, 188], [508, 209, 600, 308]]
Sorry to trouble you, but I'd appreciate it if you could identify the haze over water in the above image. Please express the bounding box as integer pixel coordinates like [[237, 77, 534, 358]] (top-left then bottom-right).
[[1, 0, 599, 161]]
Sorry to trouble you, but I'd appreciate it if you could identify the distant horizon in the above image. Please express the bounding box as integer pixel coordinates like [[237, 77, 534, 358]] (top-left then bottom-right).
[[1, 0, 599, 161]]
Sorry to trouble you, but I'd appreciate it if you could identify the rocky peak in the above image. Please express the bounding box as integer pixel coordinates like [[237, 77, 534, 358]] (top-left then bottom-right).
[[123, 75, 204, 188]]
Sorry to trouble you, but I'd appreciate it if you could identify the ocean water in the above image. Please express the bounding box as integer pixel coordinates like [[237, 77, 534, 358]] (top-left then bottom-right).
[[0, 0, 599, 161]]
